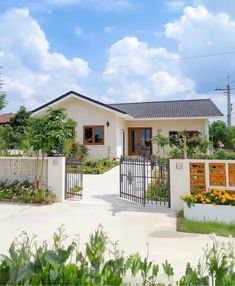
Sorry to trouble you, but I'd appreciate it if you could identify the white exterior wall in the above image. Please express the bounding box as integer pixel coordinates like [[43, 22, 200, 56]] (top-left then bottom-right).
[[125, 118, 208, 155], [115, 116, 126, 157], [36, 97, 122, 160], [169, 159, 235, 211], [34, 96, 210, 159]]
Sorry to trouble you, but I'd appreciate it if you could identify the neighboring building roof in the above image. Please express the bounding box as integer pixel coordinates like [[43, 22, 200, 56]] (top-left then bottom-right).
[[0, 112, 16, 125], [109, 99, 223, 118], [31, 90, 223, 119], [31, 91, 128, 116]]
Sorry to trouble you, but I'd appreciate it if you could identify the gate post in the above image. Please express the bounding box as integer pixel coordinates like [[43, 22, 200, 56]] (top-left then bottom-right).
[[119, 156, 123, 198], [143, 156, 146, 207], [168, 159, 171, 208], [48, 157, 66, 202]]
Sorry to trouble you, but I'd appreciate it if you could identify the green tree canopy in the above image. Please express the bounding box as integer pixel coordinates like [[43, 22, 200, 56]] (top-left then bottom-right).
[[30, 108, 76, 156], [10, 106, 31, 134], [209, 120, 234, 149]]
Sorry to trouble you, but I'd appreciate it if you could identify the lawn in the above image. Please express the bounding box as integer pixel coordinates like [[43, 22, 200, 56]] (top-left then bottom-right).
[[177, 211, 235, 237]]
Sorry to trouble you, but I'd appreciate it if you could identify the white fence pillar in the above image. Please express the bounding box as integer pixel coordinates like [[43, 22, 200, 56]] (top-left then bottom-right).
[[169, 159, 190, 210], [47, 157, 66, 202]]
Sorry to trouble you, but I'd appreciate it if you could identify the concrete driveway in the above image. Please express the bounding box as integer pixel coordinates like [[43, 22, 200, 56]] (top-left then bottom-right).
[[0, 166, 232, 280]]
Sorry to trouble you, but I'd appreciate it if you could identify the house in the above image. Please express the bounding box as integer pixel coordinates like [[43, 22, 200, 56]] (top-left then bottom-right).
[[31, 91, 223, 159], [0, 113, 16, 126]]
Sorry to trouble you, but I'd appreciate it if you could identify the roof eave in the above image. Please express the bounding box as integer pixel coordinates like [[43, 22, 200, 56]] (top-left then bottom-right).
[[128, 115, 223, 120], [31, 91, 133, 119]]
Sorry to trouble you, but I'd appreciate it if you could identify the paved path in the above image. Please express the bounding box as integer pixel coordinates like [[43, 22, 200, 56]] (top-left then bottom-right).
[[0, 166, 232, 281]]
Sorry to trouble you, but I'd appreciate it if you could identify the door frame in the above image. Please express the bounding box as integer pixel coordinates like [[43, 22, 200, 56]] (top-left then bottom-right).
[[128, 127, 152, 156]]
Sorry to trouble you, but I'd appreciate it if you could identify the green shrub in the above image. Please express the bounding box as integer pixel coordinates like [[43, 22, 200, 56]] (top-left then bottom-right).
[[34, 188, 46, 203], [0, 181, 55, 204], [23, 190, 32, 203], [209, 150, 235, 160], [82, 158, 118, 174], [70, 185, 82, 193]]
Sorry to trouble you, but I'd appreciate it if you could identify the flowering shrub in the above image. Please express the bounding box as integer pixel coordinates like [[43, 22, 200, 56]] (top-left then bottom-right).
[[181, 189, 235, 207], [0, 180, 56, 204]]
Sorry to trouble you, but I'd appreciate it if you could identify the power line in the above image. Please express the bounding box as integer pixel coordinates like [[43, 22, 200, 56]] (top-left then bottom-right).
[[108, 49, 235, 69]]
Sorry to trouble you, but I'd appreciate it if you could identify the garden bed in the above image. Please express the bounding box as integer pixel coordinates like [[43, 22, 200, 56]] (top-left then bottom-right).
[[0, 180, 56, 204], [82, 158, 119, 174]]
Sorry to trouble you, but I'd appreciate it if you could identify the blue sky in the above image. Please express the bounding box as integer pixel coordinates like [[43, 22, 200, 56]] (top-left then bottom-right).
[[0, 0, 235, 124]]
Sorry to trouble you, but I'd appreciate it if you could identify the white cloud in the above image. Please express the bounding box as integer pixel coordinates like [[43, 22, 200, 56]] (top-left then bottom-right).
[[0, 8, 89, 110], [166, 1, 185, 12], [148, 71, 195, 97], [107, 81, 150, 102], [75, 26, 83, 36], [103, 36, 196, 102], [104, 26, 115, 34], [164, 6, 235, 91], [104, 36, 179, 77]]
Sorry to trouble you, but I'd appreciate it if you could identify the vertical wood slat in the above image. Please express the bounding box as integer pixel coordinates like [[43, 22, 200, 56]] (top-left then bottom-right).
[[190, 163, 206, 193], [209, 163, 226, 187], [228, 163, 235, 187]]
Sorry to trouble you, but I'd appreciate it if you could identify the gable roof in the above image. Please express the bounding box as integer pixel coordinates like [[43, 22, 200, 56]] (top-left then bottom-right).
[[31, 91, 130, 117], [109, 99, 223, 118], [0, 113, 16, 125], [31, 90, 223, 119]]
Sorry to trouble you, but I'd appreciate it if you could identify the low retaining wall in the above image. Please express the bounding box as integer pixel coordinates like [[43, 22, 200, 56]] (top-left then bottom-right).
[[0, 157, 65, 202], [184, 203, 235, 223], [0, 157, 48, 186]]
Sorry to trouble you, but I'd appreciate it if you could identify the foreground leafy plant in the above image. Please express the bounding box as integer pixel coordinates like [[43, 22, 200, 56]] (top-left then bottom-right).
[[0, 226, 234, 285]]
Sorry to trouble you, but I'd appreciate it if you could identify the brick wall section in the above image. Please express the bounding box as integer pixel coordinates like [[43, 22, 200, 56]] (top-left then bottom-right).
[[0, 158, 48, 186]]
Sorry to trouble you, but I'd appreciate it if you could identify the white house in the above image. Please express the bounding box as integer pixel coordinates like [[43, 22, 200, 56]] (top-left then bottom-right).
[[31, 91, 223, 159]]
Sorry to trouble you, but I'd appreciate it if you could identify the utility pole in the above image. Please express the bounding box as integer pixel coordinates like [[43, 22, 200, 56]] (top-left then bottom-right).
[[215, 76, 233, 127]]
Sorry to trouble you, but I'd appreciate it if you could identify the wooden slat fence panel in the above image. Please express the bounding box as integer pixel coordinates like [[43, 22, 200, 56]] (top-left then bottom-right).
[[190, 163, 206, 193], [209, 163, 226, 187]]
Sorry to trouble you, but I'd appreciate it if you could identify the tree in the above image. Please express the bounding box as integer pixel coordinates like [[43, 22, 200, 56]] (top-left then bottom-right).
[[0, 125, 15, 153], [10, 106, 31, 134], [29, 108, 76, 188], [209, 120, 234, 149], [0, 67, 6, 112], [9, 106, 31, 152]]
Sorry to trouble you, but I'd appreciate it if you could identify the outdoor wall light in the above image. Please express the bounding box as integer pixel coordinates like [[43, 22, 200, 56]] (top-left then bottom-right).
[[176, 162, 183, 169], [106, 121, 110, 127]]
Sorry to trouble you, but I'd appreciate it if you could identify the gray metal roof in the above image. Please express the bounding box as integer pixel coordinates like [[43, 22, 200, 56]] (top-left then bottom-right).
[[109, 99, 223, 118]]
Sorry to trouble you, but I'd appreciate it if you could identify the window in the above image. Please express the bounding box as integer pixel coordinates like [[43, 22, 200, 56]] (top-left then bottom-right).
[[169, 130, 200, 146], [83, 125, 104, 145]]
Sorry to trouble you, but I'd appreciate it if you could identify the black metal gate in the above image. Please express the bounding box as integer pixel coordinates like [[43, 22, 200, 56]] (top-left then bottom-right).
[[65, 158, 83, 200], [120, 156, 170, 207]]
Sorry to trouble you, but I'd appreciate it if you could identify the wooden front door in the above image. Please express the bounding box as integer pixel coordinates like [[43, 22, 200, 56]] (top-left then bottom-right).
[[128, 128, 152, 156]]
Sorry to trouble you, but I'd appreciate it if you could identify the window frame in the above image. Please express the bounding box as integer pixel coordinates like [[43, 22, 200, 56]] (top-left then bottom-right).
[[169, 130, 200, 146], [83, 125, 105, 145]]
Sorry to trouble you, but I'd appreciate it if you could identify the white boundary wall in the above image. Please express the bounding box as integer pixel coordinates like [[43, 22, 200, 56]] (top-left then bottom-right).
[[169, 159, 235, 210], [0, 157, 65, 202]]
